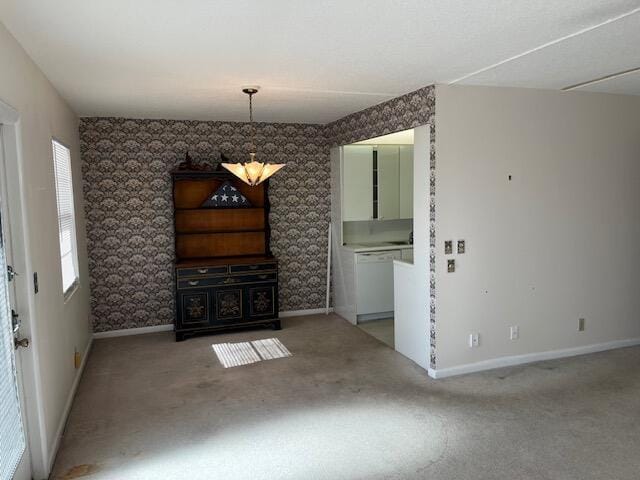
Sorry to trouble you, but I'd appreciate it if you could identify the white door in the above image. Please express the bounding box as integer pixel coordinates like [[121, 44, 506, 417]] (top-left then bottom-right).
[[0, 125, 31, 480]]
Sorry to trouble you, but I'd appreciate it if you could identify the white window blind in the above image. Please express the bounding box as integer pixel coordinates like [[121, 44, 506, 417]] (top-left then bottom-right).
[[52, 140, 79, 295]]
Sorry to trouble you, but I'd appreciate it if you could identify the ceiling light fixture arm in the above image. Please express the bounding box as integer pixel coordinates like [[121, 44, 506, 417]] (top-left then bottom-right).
[[243, 87, 258, 155]]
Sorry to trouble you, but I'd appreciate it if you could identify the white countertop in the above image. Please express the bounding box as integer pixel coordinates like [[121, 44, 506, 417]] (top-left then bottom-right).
[[393, 259, 414, 267], [342, 242, 414, 252]]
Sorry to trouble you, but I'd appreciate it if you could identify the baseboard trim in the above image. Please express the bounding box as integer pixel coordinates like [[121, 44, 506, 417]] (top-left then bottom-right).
[[93, 324, 173, 339], [279, 308, 334, 318], [428, 337, 640, 379], [47, 336, 93, 472], [93, 310, 333, 338]]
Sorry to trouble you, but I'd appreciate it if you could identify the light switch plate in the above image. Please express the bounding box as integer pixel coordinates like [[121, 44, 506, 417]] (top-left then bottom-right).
[[447, 259, 455, 273], [457, 240, 466, 254], [445, 240, 452, 254]]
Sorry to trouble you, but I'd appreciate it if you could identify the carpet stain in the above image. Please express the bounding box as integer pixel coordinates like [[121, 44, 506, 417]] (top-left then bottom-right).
[[60, 464, 100, 479], [196, 381, 216, 389]]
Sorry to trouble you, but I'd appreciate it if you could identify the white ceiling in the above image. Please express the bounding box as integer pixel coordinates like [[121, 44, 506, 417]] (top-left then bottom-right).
[[1, 0, 639, 123]]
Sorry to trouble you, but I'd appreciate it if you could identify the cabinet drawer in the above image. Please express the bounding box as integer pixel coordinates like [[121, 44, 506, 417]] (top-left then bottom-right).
[[177, 266, 228, 278], [177, 272, 277, 289], [229, 262, 277, 273]]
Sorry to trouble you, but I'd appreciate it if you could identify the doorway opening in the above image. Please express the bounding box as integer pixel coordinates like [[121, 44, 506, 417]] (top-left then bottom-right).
[[330, 129, 415, 348]]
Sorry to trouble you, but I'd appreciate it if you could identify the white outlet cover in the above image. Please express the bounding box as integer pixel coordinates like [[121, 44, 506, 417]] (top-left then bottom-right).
[[510, 326, 519, 340]]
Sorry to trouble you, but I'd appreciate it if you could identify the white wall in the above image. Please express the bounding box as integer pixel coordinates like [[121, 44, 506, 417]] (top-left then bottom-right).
[[434, 84, 640, 373], [0, 21, 91, 477], [393, 125, 430, 370], [342, 219, 412, 245]]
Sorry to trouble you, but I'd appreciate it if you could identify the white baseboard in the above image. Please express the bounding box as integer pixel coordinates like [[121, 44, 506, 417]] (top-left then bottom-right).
[[93, 324, 173, 339], [279, 308, 334, 318], [357, 311, 394, 322], [428, 337, 640, 379], [47, 336, 93, 472], [93, 310, 333, 338]]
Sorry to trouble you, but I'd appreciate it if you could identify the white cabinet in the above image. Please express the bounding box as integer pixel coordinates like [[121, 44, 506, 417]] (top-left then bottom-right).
[[342, 144, 413, 222], [399, 146, 413, 219], [342, 145, 373, 221], [377, 146, 400, 220]]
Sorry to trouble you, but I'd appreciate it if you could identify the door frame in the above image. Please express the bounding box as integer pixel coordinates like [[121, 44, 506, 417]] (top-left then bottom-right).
[[0, 98, 48, 479]]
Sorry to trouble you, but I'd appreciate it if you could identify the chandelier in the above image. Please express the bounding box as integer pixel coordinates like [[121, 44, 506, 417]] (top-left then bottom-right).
[[222, 87, 285, 186]]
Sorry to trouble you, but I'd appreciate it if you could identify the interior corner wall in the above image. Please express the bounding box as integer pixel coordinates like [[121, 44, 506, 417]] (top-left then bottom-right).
[[0, 21, 91, 477], [434, 84, 640, 371]]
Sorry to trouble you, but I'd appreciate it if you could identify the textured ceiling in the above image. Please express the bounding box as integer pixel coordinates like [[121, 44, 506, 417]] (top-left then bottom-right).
[[1, 0, 639, 123]]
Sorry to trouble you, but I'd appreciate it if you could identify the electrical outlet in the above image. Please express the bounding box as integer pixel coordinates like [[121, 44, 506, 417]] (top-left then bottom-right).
[[578, 318, 585, 332], [468, 333, 480, 348], [510, 325, 519, 340]]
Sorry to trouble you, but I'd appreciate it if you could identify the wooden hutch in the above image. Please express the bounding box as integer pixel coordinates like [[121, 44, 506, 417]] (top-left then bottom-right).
[[172, 169, 280, 341]]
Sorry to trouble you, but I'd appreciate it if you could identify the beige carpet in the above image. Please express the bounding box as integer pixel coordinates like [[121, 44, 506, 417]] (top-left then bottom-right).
[[51, 314, 640, 480]]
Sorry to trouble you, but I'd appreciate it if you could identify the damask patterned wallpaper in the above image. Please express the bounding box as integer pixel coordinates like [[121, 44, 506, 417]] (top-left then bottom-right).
[[325, 85, 437, 369], [81, 85, 437, 368], [80, 118, 329, 332]]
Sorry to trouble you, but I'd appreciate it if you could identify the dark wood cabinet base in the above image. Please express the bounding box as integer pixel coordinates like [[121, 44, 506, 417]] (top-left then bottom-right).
[[174, 257, 280, 342], [175, 318, 281, 342]]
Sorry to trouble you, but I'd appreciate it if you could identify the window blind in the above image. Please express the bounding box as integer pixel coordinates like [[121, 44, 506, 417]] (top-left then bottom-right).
[[52, 140, 79, 294], [0, 133, 26, 480]]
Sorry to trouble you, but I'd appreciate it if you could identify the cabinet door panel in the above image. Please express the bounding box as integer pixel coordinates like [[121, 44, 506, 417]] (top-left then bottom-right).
[[246, 284, 277, 318], [342, 146, 373, 221], [399, 145, 414, 219], [213, 288, 244, 323], [377, 146, 400, 220], [177, 290, 211, 327]]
